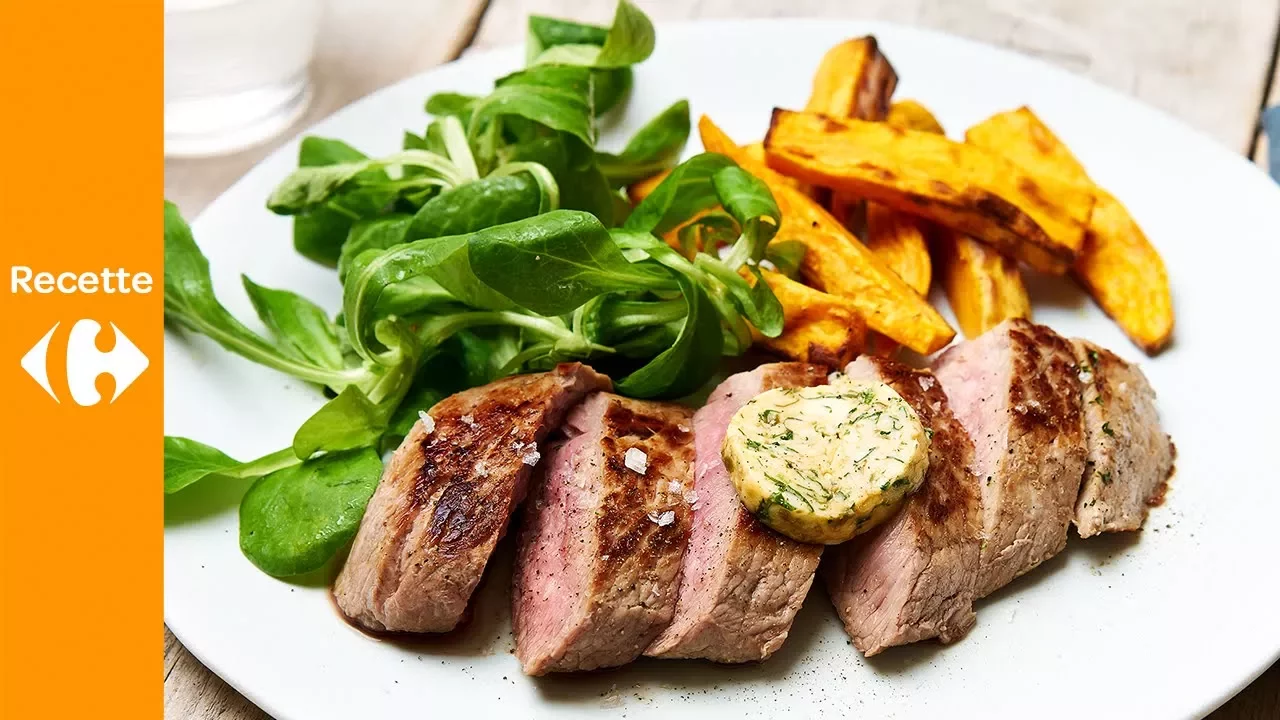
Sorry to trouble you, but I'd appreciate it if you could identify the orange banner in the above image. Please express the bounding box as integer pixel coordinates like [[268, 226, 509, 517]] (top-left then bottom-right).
[[0, 1, 161, 717]]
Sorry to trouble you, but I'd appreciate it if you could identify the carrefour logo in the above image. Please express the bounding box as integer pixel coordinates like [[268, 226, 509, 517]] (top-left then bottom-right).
[[20, 320, 149, 406]]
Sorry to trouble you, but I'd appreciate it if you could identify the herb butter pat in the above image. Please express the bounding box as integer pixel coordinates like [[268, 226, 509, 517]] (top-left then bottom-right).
[[722, 381, 930, 544]]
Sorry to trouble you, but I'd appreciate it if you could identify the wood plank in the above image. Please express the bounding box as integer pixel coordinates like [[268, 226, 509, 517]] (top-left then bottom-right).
[[473, 0, 1280, 152], [164, 0, 489, 217], [165, 628, 270, 720], [1211, 661, 1280, 720], [1255, 61, 1279, 168]]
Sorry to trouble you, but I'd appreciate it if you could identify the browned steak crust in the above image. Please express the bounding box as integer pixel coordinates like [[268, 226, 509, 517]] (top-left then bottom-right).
[[933, 318, 1087, 598], [646, 363, 826, 663], [824, 356, 982, 655], [334, 364, 610, 633], [514, 394, 695, 675]]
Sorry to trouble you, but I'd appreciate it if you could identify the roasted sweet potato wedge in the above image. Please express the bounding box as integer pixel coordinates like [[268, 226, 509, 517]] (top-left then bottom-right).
[[864, 203, 930, 296], [931, 228, 1031, 339], [763, 109, 1095, 275], [856, 100, 955, 297], [743, 142, 805, 192], [750, 268, 867, 366], [883, 100, 1029, 332], [805, 36, 897, 120], [887, 100, 945, 135], [699, 115, 955, 355], [965, 108, 1173, 353], [806, 36, 898, 228]]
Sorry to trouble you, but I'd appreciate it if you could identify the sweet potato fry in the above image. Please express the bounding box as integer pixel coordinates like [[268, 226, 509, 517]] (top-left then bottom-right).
[[882, 99, 1029, 332], [931, 228, 1031, 339], [627, 169, 670, 205], [763, 109, 1095, 275], [805, 36, 897, 122], [864, 203, 931, 295], [887, 100, 945, 135], [743, 142, 805, 192], [806, 36, 898, 229], [965, 108, 1173, 353], [856, 100, 955, 297], [750, 269, 867, 366], [699, 115, 955, 355]]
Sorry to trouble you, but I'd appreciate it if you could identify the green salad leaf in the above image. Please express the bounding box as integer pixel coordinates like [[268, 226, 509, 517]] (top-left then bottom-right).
[[467, 210, 673, 315], [469, 65, 596, 148], [241, 276, 345, 370], [164, 201, 366, 391], [164, 437, 299, 495], [291, 386, 385, 459], [239, 448, 382, 577], [597, 99, 690, 187]]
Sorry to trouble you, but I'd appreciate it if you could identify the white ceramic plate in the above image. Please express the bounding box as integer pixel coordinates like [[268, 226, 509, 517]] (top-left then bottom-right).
[[165, 19, 1280, 720]]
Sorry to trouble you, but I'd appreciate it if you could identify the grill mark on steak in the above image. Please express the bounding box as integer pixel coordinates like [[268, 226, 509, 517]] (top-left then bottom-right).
[[823, 356, 981, 656], [333, 364, 610, 634], [645, 362, 826, 663], [513, 393, 694, 675], [933, 318, 1087, 599]]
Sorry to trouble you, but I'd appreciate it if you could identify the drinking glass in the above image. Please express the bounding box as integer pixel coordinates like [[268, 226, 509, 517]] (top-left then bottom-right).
[[164, 0, 322, 157]]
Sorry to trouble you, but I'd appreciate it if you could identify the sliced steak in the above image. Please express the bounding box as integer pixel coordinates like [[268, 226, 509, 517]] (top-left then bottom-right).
[[334, 364, 611, 633], [513, 393, 695, 675], [932, 318, 1087, 598], [1070, 339, 1174, 537], [823, 356, 982, 655], [646, 363, 826, 663]]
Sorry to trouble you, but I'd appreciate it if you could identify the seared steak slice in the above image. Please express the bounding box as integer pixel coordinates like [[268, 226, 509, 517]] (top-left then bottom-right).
[[823, 356, 982, 655], [646, 363, 826, 663], [1070, 339, 1174, 537], [334, 364, 611, 633], [514, 393, 695, 675], [933, 318, 1086, 598]]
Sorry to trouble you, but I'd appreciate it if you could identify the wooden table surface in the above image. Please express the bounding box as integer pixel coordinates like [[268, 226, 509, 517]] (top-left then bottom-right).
[[163, 1, 1280, 717]]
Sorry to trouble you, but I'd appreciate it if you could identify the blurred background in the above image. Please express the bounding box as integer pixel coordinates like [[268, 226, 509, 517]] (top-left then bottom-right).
[[165, 0, 1277, 217], [164, 1, 1279, 717]]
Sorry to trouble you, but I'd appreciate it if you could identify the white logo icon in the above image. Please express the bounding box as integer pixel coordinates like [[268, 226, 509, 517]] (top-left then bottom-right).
[[20, 320, 149, 405]]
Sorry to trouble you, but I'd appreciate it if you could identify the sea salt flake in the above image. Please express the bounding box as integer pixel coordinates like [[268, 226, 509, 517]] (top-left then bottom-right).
[[917, 375, 935, 391], [624, 448, 648, 474], [677, 424, 691, 433], [474, 461, 489, 477], [930, 401, 941, 412], [521, 445, 541, 466], [666, 480, 683, 493], [461, 414, 476, 427], [656, 510, 675, 527], [511, 440, 525, 452], [417, 411, 435, 434], [684, 490, 700, 505], [646, 510, 663, 524]]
